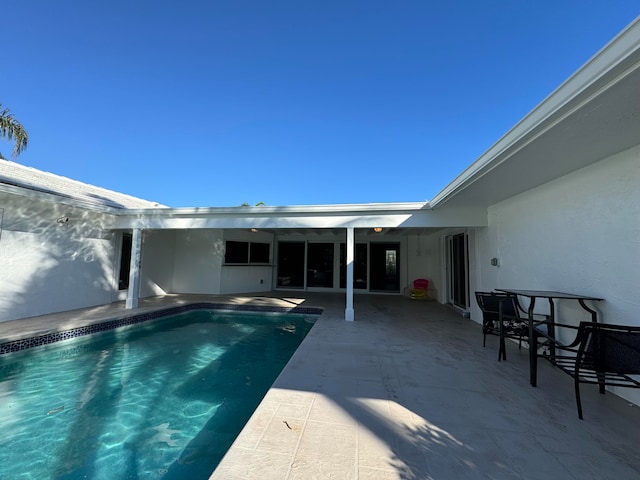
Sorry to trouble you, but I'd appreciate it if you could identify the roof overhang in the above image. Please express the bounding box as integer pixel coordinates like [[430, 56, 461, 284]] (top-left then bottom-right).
[[112, 202, 488, 231], [430, 17, 640, 209]]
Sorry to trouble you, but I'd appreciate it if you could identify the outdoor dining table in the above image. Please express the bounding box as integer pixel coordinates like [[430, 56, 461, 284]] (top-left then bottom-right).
[[495, 289, 604, 387]]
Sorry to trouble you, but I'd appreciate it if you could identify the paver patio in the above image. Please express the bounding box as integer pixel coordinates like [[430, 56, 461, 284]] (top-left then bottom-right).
[[212, 293, 640, 479]]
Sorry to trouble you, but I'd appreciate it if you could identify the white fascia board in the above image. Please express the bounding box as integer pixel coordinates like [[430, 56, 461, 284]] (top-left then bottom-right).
[[112, 202, 432, 229], [113, 213, 416, 230], [111, 204, 486, 230], [430, 16, 640, 208], [118, 201, 430, 217]]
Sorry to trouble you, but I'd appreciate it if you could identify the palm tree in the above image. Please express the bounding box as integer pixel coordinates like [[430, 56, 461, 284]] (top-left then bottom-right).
[[0, 104, 29, 158]]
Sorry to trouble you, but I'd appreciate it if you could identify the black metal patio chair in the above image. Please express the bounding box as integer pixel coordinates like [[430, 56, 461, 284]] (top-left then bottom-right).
[[475, 291, 549, 361], [538, 321, 640, 419]]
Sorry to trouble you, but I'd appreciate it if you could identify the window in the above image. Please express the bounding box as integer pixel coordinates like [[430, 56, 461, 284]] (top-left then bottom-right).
[[225, 241, 248, 263], [250, 242, 270, 263], [225, 241, 270, 264]]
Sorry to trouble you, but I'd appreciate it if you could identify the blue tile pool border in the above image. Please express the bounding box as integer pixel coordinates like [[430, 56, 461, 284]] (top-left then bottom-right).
[[0, 303, 323, 355]]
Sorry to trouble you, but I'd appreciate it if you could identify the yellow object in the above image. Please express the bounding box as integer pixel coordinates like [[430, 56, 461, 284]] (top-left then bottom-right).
[[410, 289, 427, 299]]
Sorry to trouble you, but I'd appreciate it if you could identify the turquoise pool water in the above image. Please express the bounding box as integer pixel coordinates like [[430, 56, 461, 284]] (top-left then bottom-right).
[[0, 309, 316, 479]]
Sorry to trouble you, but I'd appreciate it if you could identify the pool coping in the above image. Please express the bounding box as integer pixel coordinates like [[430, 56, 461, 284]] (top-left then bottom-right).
[[0, 302, 323, 355]]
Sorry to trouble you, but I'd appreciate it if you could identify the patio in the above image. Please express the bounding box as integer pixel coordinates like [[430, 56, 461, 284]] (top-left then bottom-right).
[[2, 293, 640, 479], [212, 293, 640, 479]]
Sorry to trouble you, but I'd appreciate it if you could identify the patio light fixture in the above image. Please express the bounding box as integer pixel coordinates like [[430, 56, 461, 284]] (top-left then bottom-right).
[[373, 227, 382, 233]]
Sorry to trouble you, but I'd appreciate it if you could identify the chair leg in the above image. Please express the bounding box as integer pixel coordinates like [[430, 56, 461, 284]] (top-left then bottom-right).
[[575, 376, 584, 420], [597, 372, 606, 395]]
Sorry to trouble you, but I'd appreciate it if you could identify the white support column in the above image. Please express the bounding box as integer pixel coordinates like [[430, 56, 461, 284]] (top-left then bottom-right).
[[345, 227, 355, 321], [125, 228, 142, 309]]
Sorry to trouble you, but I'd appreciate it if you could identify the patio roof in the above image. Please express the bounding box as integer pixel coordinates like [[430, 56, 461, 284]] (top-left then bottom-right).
[[111, 201, 488, 233]]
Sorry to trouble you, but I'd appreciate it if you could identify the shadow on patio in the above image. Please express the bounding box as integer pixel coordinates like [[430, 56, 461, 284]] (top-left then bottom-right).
[[212, 294, 640, 479]]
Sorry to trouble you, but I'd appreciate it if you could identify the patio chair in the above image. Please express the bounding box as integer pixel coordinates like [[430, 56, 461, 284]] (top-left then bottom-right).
[[475, 291, 548, 361], [539, 321, 640, 419]]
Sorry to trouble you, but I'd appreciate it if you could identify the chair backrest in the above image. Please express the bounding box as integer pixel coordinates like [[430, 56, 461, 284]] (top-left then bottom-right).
[[578, 322, 640, 374], [413, 278, 429, 290], [475, 291, 519, 325]]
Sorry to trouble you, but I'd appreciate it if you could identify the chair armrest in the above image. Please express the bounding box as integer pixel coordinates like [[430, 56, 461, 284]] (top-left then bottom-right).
[[534, 322, 582, 349]]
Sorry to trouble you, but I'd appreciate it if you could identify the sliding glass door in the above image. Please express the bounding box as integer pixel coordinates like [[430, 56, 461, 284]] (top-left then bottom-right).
[[276, 240, 401, 293], [277, 242, 305, 288], [339, 243, 368, 289], [307, 243, 334, 288], [447, 233, 468, 309]]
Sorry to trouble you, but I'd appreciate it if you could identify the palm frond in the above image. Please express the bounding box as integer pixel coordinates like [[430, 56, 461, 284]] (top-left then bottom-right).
[[0, 104, 29, 157]]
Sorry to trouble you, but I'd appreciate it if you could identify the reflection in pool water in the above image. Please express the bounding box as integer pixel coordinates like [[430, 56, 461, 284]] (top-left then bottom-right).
[[0, 309, 316, 479]]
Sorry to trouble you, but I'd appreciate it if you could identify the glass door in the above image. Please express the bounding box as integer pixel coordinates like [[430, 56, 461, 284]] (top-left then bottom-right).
[[306, 243, 334, 288], [369, 243, 400, 292], [339, 243, 368, 289], [277, 242, 305, 288], [448, 233, 468, 309]]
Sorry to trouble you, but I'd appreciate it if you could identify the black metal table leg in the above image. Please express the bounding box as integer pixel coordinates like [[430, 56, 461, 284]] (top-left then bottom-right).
[[528, 297, 537, 386]]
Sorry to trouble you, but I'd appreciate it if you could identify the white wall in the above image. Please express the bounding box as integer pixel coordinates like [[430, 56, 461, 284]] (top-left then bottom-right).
[[220, 266, 273, 294], [472, 144, 640, 403], [406, 232, 441, 298], [139, 230, 177, 298], [0, 193, 118, 322], [171, 229, 224, 294]]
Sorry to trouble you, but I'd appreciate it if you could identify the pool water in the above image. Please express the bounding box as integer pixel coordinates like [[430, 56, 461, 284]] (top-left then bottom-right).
[[0, 309, 316, 479]]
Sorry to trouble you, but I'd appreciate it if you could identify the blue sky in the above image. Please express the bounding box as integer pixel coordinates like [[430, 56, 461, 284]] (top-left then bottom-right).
[[2, 2, 638, 207]]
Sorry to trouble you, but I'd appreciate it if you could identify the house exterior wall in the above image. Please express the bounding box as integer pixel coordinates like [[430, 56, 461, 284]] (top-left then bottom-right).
[[406, 232, 442, 299], [0, 192, 118, 322], [471, 144, 640, 403], [138, 230, 177, 298], [171, 229, 224, 294]]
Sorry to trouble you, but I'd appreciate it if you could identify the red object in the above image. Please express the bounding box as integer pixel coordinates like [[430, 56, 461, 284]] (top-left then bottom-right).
[[413, 279, 429, 290]]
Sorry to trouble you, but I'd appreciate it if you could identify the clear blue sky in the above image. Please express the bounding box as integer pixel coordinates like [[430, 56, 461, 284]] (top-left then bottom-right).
[[2, 1, 638, 207]]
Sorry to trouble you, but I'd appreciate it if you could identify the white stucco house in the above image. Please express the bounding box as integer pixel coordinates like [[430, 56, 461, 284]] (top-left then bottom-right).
[[1, 17, 638, 374]]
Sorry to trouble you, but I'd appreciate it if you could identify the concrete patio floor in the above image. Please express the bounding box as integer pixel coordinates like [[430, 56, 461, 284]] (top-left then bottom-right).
[[2, 293, 640, 479], [212, 293, 640, 480]]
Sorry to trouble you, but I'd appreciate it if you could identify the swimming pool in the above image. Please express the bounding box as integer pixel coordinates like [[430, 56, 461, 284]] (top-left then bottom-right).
[[0, 308, 317, 479]]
